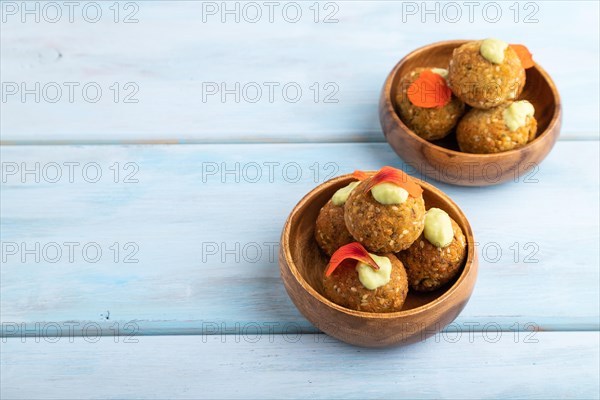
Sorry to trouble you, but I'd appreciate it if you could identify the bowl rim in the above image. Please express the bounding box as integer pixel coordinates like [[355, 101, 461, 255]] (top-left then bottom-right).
[[381, 39, 562, 158], [280, 172, 477, 319]]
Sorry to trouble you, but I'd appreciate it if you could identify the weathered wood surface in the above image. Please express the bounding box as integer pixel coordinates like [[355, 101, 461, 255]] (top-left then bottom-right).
[[1, 1, 598, 143], [2, 142, 598, 336], [1, 332, 599, 399]]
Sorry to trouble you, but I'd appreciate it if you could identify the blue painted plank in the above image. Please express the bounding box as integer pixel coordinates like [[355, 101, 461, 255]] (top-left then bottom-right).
[[1, 332, 599, 399], [1, 142, 598, 336], [1, 1, 598, 144]]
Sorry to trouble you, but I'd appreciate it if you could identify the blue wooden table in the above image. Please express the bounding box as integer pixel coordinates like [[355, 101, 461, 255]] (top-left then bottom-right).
[[1, 1, 599, 398]]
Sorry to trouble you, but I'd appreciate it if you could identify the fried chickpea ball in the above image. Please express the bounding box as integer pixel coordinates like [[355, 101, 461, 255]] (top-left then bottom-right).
[[448, 39, 525, 109], [398, 215, 467, 292], [344, 179, 425, 253], [315, 200, 355, 256], [396, 67, 465, 141], [323, 253, 408, 312], [456, 100, 537, 154]]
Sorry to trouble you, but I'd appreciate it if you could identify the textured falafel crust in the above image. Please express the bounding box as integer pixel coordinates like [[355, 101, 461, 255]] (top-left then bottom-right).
[[323, 253, 408, 312], [398, 218, 467, 292], [344, 179, 426, 253], [396, 68, 465, 141], [315, 200, 355, 256], [448, 41, 525, 109], [456, 103, 538, 154]]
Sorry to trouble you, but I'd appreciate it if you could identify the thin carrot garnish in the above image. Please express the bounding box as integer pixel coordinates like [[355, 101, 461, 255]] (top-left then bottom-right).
[[407, 70, 452, 108], [510, 44, 534, 69], [325, 242, 379, 277], [352, 170, 369, 181], [362, 166, 423, 198]]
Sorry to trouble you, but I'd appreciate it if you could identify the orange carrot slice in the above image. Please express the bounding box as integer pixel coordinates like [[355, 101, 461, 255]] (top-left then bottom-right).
[[325, 242, 379, 277], [407, 70, 452, 108], [362, 166, 423, 198], [510, 44, 534, 69], [352, 170, 369, 181]]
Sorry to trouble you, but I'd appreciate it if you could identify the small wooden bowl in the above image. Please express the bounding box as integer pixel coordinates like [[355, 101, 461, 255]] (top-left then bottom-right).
[[380, 40, 562, 186], [279, 174, 478, 347]]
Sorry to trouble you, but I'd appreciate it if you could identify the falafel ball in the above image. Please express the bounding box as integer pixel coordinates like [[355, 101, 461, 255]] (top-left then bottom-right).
[[323, 253, 408, 312], [456, 100, 537, 154], [396, 67, 465, 141], [448, 39, 525, 109], [344, 179, 426, 253], [315, 200, 356, 256], [398, 213, 467, 292]]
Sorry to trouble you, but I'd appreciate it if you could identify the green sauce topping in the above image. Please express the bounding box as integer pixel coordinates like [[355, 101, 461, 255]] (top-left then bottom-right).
[[480, 38, 509, 64], [371, 183, 409, 205], [503, 100, 535, 131], [331, 181, 360, 206], [431, 68, 449, 79], [424, 208, 454, 248], [356, 253, 392, 290]]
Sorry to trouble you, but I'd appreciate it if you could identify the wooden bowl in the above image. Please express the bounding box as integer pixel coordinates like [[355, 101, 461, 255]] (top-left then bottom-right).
[[380, 40, 562, 186], [279, 174, 478, 347]]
